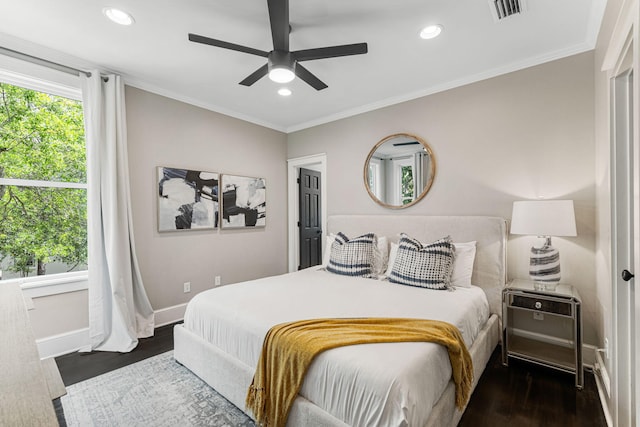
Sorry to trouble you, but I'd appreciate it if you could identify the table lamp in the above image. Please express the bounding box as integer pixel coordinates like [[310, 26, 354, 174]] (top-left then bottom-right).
[[510, 200, 577, 289]]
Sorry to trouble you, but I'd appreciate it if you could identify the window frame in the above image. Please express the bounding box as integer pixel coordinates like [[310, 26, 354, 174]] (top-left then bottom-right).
[[368, 157, 383, 200], [0, 59, 88, 296], [391, 157, 414, 205]]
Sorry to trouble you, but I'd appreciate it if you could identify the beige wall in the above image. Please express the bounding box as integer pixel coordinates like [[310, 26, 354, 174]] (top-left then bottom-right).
[[29, 86, 289, 340], [126, 87, 288, 310], [29, 290, 88, 339], [288, 52, 598, 344]]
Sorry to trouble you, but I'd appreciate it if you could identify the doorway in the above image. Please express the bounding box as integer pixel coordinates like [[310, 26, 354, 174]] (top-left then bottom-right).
[[611, 65, 636, 427], [287, 154, 327, 272], [608, 23, 639, 426], [298, 167, 322, 269]]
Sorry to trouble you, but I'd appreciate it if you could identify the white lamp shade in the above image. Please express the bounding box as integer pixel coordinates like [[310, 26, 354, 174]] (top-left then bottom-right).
[[511, 200, 577, 237]]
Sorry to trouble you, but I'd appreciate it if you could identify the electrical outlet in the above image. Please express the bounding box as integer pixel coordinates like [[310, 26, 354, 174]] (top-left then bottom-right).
[[214, 276, 221, 287], [533, 312, 544, 321], [183, 282, 191, 293]]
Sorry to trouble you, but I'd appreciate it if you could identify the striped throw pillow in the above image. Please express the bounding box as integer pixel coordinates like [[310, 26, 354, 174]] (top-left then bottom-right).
[[388, 234, 455, 290], [326, 232, 377, 278]]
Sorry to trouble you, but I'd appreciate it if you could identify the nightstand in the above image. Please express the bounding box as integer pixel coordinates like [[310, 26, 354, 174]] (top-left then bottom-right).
[[502, 279, 583, 389]]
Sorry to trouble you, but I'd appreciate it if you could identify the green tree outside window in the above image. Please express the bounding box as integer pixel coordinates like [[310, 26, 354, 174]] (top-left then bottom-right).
[[0, 82, 87, 278], [401, 165, 414, 205]]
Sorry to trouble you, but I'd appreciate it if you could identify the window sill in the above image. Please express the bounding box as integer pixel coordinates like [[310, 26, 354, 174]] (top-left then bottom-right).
[[5, 272, 89, 298]]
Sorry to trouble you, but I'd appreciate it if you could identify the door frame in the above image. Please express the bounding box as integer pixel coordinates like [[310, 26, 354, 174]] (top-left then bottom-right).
[[603, 0, 640, 425], [287, 154, 327, 272]]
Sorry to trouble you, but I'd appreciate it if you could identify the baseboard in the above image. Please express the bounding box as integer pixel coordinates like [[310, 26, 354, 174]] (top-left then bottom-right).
[[154, 302, 188, 327], [36, 328, 89, 359], [36, 303, 188, 359], [593, 351, 613, 427]]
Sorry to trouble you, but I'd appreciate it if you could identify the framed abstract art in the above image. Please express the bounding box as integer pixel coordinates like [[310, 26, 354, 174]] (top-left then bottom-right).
[[157, 166, 219, 231], [220, 174, 266, 229]]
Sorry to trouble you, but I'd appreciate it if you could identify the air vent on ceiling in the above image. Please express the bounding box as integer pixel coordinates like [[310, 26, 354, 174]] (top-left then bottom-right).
[[490, 0, 525, 21]]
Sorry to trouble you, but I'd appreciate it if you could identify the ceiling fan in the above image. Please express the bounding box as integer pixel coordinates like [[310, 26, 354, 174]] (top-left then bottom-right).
[[188, 0, 368, 91]]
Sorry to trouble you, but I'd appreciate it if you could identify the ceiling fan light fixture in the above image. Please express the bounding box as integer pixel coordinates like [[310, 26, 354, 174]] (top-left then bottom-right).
[[187, 1, 367, 91], [420, 24, 443, 39], [268, 50, 296, 83], [103, 7, 135, 25], [269, 67, 295, 83]]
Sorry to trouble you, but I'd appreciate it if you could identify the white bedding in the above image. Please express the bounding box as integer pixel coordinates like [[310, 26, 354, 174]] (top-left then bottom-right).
[[183, 267, 490, 427]]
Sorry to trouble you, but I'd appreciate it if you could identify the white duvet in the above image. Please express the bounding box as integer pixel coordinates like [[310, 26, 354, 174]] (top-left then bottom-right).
[[183, 267, 490, 427]]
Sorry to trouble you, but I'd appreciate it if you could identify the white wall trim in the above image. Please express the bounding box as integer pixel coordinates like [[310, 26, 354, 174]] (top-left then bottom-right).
[[21, 276, 88, 299], [154, 303, 188, 327], [287, 154, 328, 272], [595, 375, 614, 427], [35, 303, 188, 359], [601, 0, 636, 72], [36, 328, 89, 359], [594, 350, 614, 427]]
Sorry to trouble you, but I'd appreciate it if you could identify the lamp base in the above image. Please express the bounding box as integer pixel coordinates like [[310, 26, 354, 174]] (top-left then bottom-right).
[[529, 236, 561, 289], [532, 281, 559, 291]]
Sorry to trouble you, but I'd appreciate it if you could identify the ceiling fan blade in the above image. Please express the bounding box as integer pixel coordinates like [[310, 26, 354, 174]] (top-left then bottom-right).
[[295, 64, 328, 91], [188, 33, 269, 58], [267, 0, 289, 51], [239, 64, 269, 86], [293, 43, 368, 62]]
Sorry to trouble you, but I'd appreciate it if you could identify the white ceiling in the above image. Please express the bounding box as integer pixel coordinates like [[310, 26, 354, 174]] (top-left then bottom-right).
[[0, 0, 606, 132]]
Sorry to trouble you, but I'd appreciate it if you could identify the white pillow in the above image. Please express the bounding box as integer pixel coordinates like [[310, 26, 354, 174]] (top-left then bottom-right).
[[450, 241, 477, 288], [384, 242, 399, 277], [384, 240, 477, 288], [321, 234, 336, 268], [375, 236, 389, 277], [322, 233, 388, 277]]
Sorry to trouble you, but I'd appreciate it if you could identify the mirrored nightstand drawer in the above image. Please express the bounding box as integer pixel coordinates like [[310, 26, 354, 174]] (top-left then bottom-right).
[[510, 294, 573, 316]]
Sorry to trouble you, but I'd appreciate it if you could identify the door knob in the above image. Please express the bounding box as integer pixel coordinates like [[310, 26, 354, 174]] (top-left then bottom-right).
[[622, 269, 635, 281]]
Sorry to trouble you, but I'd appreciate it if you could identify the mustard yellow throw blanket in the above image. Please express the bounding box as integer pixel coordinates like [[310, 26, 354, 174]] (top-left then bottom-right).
[[245, 318, 473, 427]]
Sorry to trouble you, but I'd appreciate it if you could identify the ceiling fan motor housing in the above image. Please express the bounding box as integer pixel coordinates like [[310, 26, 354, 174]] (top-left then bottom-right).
[[268, 50, 295, 73]]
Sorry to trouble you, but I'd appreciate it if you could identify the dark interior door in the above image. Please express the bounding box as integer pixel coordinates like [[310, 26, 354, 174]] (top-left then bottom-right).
[[298, 167, 322, 269]]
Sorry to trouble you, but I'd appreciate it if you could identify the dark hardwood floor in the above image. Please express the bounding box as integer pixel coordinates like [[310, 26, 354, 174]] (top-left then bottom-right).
[[55, 322, 175, 386], [459, 352, 607, 427], [55, 324, 607, 426]]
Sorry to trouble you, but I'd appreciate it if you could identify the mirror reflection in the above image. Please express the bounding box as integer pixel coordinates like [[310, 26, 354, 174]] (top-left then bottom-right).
[[364, 133, 435, 209]]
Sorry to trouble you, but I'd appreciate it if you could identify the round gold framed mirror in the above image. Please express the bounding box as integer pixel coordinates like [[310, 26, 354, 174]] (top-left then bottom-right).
[[363, 133, 436, 209]]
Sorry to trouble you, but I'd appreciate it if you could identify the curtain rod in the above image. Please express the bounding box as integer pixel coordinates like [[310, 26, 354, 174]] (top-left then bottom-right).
[[0, 45, 106, 80]]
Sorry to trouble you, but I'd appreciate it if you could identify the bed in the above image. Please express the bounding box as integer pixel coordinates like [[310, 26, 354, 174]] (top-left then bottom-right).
[[174, 215, 507, 426]]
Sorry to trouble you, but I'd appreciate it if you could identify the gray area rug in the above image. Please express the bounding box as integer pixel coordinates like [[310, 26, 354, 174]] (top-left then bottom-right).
[[61, 351, 255, 426]]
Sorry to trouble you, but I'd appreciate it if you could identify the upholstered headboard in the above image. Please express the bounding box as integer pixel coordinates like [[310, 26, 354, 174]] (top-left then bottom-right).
[[327, 215, 507, 317]]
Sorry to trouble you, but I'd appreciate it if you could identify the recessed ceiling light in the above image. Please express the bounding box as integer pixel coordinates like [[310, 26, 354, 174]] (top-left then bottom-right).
[[278, 88, 292, 96], [420, 24, 443, 40], [103, 7, 135, 26]]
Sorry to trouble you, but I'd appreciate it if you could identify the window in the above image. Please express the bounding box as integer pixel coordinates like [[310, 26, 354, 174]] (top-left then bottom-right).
[[0, 80, 87, 281], [400, 165, 414, 205], [391, 157, 414, 206]]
